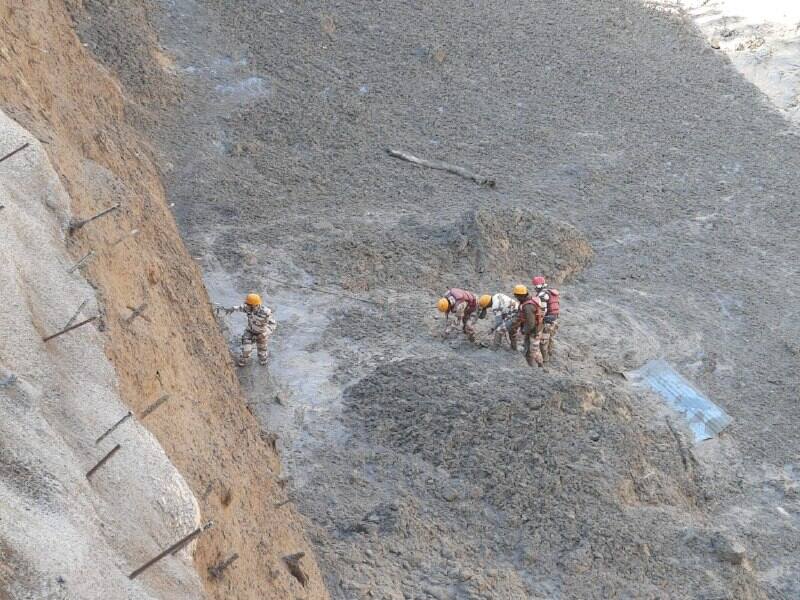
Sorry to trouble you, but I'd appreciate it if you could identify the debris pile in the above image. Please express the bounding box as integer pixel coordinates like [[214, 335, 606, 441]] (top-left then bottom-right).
[[291, 208, 592, 292]]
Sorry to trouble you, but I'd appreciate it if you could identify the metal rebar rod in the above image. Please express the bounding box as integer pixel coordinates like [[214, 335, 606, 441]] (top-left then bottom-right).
[[69, 203, 120, 233], [124, 303, 148, 325], [111, 228, 139, 248], [95, 411, 132, 445], [86, 444, 121, 479], [208, 553, 239, 579], [139, 393, 170, 420], [42, 316, 98, 342], [0, 142, 29, 164], [67, 251, 95, 273], [128, 522, 214, 580], [64, 300, 89, 329]]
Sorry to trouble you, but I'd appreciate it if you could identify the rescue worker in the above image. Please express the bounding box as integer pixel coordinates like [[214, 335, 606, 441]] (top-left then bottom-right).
[[510, 284, 545, 368], [532, 275, 560, 361], [477, 293, 519, 348], [436, 288, 478, 341], [219, 293, 277, 366]]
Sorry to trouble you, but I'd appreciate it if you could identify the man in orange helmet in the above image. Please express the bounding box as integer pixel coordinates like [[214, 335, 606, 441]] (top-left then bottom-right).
[[219, 292, 277, 366], [436, 288, 478, 342], [532, 275, 560, 362], [510, 284, 544, 368], [477, 292, 519, 349]]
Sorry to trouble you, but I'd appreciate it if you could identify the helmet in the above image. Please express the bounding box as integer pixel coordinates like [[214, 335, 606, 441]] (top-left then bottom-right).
[[479, 294, 492, 309], [513, 284, 528, 296], [245, 293, 262, 306], [437, 297, 451, 313], [532, 276, 546, 289]]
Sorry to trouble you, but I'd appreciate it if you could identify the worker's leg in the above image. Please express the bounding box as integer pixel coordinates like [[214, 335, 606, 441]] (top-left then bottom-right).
[[547, 319, 559, 356], [256, 332, 270, 365], [508, 322, 519, 351], [462, 307, 476, 343], [540, 324, 552, 362], [524, 334, 543, 368], [239, 330, 254, 367]]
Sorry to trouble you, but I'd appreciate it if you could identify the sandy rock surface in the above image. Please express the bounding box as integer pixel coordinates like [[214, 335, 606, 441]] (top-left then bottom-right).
[[0, 111, 202, 600]]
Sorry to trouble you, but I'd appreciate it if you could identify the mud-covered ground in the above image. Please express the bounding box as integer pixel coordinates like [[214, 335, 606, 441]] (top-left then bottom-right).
[[74, 0, 800, 597]]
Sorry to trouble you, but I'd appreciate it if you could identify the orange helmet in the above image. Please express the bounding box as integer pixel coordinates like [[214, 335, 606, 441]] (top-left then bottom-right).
[[245, 293, 262, 306], [437, 297, 451, 313]]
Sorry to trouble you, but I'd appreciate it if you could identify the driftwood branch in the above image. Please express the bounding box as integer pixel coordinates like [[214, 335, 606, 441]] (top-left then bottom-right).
[[386, 148, 495, 188]]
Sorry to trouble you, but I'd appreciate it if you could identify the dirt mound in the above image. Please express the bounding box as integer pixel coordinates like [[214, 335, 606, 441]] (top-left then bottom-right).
[[294, 208, 591, 293], [341, 357, 753, 598]]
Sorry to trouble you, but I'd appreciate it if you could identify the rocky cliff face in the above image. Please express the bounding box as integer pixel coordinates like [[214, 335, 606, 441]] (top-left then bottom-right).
[[0, 3, 327, 599]]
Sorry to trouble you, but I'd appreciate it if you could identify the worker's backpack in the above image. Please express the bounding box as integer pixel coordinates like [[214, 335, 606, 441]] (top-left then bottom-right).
[[517, 297, 544, 324], [539, 288, 560, 317]]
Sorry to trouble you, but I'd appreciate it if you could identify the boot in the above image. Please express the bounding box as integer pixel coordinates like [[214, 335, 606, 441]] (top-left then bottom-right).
[[526, 348, 544, 368]]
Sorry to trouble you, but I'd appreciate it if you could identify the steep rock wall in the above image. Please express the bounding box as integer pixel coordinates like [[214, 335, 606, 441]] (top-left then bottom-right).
[[0, 2, 327, 599]]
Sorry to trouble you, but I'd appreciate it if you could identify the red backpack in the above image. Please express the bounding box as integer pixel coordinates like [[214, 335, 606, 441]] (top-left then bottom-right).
[[540, 288, 560, 316]]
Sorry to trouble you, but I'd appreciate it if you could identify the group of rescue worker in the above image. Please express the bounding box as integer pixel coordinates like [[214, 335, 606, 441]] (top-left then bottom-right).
[[436, 276, 560, 368], [217, 275, 559, 370]]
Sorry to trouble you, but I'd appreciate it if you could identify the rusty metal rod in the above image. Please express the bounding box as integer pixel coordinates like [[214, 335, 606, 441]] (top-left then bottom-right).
[[124, 303, 148, 325], [69, 203, 119, 233], [208, 553, 239, 579], [86, 444, 121, 479], [64, 300, 89, 329], [42, 315, 97, 342], [95, 411, 132, 445], [129, 522, 213, 580], [111, 228, 139, 248], [0, 142, 29, 164], [139, 393, 170, 420], [67, 251, 95, 274]]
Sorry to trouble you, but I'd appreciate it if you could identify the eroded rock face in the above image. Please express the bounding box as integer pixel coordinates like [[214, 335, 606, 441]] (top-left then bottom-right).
[[0, 111, 202, 600]]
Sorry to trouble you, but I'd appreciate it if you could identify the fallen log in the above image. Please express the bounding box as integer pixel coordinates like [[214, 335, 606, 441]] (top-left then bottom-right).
[[386, 148, 495, 188]]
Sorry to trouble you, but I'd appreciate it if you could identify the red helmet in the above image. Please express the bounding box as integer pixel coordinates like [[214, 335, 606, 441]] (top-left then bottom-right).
[[532, 276, 546, 288]]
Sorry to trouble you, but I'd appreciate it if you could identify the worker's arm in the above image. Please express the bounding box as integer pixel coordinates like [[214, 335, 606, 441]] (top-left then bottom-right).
[[265, 308, 277, 331], [222, 304, 245, 315]]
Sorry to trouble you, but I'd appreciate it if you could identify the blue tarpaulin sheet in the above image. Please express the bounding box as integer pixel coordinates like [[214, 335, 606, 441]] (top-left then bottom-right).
[[625, 359, 732, 443]]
